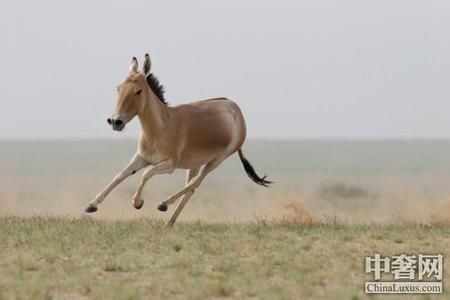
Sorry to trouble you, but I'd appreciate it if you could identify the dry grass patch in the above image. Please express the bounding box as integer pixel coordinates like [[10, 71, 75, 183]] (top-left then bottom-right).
[[0, 217, 449, 299]]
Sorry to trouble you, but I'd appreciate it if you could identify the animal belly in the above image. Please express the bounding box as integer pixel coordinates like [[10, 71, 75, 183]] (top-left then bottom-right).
[[176, 112, 238, 169], [177, 148, 220, 169]]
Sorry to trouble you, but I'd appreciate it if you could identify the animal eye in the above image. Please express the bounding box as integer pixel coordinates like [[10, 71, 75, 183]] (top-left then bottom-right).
[[135, 90, 142, 95]]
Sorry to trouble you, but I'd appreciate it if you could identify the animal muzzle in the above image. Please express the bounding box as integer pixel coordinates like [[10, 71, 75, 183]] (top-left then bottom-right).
[[107, 118, 125, 131]]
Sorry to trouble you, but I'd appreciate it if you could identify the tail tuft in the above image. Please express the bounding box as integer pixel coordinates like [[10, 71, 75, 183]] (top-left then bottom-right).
[[238, 149, 272, 187]]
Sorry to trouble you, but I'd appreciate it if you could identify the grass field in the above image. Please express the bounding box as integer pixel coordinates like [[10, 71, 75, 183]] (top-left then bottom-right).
[[0, 217, 449, 299]]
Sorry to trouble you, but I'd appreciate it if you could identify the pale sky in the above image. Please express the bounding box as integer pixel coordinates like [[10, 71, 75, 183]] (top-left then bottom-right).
[[1, 0, 450, 139]]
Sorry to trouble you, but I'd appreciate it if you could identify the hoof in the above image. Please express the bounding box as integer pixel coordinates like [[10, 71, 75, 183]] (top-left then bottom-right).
[[157, 202, 168, 212], [133, 200, 144, 210], [84, 204, 98, 213]]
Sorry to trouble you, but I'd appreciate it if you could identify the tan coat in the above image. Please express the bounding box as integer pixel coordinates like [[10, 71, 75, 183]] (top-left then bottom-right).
[[85, 54, 270, 225]]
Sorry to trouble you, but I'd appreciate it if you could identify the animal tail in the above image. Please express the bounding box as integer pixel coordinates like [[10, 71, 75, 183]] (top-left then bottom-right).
[[238, 149, 272, 187]]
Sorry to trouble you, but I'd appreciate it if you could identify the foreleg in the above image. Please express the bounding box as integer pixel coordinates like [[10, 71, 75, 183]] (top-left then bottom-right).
[[131, 159, 175, 209], [85, 153, 149, 213]]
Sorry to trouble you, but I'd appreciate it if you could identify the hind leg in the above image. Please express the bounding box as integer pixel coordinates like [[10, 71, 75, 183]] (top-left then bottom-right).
[[159, 156, 226, 210], [164, 168, 200, 226]]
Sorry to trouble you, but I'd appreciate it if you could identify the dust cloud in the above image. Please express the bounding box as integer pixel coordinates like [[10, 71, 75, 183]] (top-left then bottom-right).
[[1, 140, 450, 223]]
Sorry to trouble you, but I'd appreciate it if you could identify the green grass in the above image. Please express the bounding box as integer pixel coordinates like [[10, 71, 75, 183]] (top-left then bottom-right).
[[0, 217, 449, 299]]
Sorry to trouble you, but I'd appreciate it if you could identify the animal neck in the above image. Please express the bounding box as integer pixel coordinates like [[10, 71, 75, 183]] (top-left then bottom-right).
[[137, 88, 169, 139]]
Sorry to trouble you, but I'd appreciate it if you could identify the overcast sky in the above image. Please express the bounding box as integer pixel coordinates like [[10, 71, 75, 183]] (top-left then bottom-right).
[[1, 0, 450, 139]]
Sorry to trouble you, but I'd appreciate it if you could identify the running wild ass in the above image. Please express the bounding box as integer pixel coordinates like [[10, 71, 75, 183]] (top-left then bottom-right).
[[85, 54, 271, 225]]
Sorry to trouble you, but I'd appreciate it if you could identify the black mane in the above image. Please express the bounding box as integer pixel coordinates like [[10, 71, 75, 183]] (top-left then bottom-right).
[[146, 73, 167, 105]]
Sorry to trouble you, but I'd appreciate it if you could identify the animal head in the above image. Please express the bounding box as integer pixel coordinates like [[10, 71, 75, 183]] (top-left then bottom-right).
[[108, 54, 152, 131]]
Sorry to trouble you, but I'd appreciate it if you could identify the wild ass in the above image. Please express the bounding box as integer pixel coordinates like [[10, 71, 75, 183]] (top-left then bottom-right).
[[85, 54, 271, 225]]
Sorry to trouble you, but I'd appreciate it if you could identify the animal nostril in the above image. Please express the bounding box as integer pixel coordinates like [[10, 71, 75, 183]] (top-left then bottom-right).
[[115, 119, 124, 127], [107, 118, 112, 125]]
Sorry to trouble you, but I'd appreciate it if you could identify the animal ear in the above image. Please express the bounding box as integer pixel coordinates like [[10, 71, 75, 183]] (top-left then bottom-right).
[[143, 53, 151, 76], [129, 57, 138, 74]]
